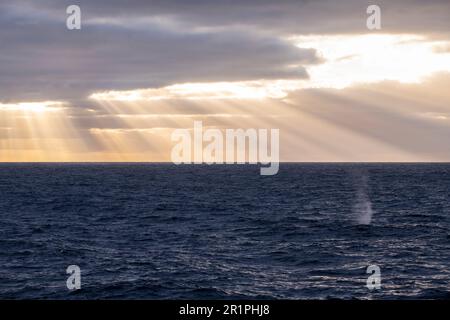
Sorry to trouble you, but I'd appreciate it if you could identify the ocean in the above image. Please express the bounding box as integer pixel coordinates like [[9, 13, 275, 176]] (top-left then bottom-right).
[[0, 163, 449, 299]]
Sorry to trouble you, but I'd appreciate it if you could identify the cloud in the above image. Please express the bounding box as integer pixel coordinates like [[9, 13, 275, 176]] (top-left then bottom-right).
[[72, 73, 450, 161], [1, 1, 450, 161], [280, 72, 450, 160], [2, 73, 450, 161], [89, 80, 306, 101], [13, 0, 450, 36], [2, 0, 448, 103], [0, 2, 320, 102]]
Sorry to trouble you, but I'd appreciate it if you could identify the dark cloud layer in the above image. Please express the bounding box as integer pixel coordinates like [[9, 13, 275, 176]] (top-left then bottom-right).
[[0, 1, 322, 102], [2, 1, 449, 103]]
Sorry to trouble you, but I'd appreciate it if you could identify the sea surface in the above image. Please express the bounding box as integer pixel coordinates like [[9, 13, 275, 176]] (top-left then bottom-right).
[[0, 163, 449, 299]]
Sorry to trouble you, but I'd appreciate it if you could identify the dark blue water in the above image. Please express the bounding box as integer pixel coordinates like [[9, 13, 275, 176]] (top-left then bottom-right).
[[0, 163, 449, 299]]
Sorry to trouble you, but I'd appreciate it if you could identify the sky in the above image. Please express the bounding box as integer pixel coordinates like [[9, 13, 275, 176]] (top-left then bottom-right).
[[1, 0, 450, 162]]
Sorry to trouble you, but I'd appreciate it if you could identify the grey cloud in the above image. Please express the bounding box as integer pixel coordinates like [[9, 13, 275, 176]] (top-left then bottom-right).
[[1, 0, 448, 104], [14, 0, 450, 36], [0, 2, 320, 102], [64, 73, 450, 161]]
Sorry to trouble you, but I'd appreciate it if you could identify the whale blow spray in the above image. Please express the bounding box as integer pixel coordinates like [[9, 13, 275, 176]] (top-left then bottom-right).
[[353, 173, 373, 225]]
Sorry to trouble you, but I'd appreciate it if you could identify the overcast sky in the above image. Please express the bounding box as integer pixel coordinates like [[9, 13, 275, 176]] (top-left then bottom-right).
[[1, 1, 450, 161]]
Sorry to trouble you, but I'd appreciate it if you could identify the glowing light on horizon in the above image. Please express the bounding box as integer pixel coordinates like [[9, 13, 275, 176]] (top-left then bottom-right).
[[0, 100, 85, 162]]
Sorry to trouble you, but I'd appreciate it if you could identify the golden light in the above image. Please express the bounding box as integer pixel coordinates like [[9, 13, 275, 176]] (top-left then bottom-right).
[[89, 80, 303, 101], [0, 100, 87, 162], [293, 34, 450, 88], [3, 33, 450, 162], [0, 101, 65, 112]]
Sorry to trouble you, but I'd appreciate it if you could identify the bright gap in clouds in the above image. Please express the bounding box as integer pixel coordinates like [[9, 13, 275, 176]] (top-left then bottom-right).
[[0, 101, 65, 112], [89, 80, 302, 101], [294, 34, 450, 89]]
